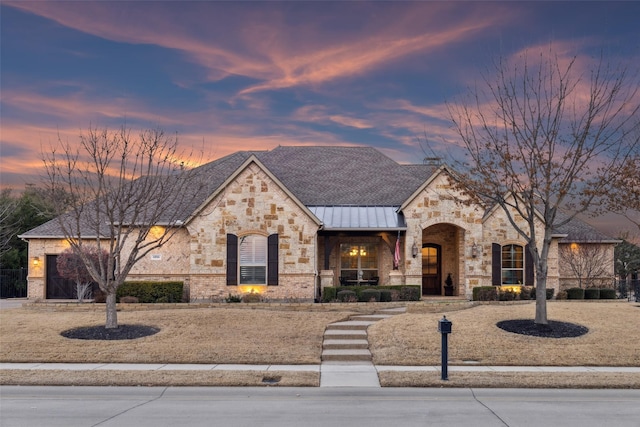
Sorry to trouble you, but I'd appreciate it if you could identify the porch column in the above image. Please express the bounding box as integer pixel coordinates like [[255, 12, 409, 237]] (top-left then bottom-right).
[[319, 270, 334, 292]]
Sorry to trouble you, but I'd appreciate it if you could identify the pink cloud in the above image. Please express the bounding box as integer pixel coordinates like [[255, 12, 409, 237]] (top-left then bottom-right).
[[7, 2, 514, 96]]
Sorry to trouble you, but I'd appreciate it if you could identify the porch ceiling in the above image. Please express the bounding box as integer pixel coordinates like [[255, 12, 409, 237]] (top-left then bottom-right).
[[309, 206, 406, 231]]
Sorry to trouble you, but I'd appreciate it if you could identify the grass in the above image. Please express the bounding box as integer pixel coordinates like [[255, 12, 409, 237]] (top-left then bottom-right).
[[0, 307, 353, 364], [1, 301, 639, 387], [369, 301, 640, 366]]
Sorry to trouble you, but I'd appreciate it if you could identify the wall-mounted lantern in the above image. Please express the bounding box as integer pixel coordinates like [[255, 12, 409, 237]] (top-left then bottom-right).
[[412, 242, 419, 258], [471, 242, 479, 258], [32, 256, 40, 266]]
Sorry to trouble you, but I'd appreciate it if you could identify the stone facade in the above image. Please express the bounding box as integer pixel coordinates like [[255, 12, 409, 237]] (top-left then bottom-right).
[[186, 163, 320, 302], [23, 151, 618, 302]]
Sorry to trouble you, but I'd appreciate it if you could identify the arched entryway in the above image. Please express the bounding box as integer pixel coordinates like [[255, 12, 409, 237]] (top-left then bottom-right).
[[421, 223, 464, 296]]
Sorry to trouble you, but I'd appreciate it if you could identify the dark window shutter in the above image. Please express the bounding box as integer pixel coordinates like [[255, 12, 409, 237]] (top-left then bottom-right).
[[226, 234, 238, 286], [525, 243, 534, 286], [267, 234, 279, 285], [491, 243, 501, 286]]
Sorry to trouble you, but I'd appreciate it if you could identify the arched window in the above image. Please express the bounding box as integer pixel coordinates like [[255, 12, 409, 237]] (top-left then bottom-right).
[[501, 244, 524, 285], [227, 233, 279, 286], [239, 235, 267, 284]]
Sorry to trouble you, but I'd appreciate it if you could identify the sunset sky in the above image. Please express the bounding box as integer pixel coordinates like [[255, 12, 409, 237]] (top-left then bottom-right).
[[1, 1, 638, 236]]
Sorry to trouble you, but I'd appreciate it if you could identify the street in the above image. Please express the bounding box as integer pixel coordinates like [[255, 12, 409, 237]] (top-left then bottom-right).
[[1, 386, 639, 427]]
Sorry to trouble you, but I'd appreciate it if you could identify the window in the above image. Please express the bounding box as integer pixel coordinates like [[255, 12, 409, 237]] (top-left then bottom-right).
[[227, 234, 278, 286], [422, 246, 438, 276], [239, 235, 267, 284], [501, 244, 524, 285], [340, 243, 378, 283]]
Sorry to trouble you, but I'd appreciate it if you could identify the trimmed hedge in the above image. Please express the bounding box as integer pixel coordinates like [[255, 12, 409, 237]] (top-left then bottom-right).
[[322, 285, 421, 303], [116, 281, 184, 303], [599, 288, 616, 299], [359, 289, 381, 302], [337, 290, 357, 302], [567, 287, 585, 300], [584, 288, 601, 300], [530, 287, 555, 300], [473, 286, 498, 301]]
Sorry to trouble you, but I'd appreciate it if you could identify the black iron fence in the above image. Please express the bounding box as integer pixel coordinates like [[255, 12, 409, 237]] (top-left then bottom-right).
[[617, 278, 640, 302], [0, 268, 28, 298]]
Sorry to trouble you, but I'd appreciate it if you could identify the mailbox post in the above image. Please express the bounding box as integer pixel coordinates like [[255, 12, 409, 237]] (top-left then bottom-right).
[[438, 315, 452, 380]]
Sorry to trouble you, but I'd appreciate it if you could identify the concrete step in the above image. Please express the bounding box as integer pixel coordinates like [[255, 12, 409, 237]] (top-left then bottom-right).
[[350, 314, 393, 322], [321, 349, 372, 362], [323, 339, 369, 350], [323, 329, 368, 340], [325, 320, 375, 330], [377, 307, 407, 315]]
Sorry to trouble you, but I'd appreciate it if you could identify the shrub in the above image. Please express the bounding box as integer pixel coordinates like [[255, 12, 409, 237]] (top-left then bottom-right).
[[530, 287, 555, 300], [473, 286, 498, 301], [116, 281, 183, 303], [398, 286, 421, 301], [518, 286, 533, 300], [556, 290, 568, 300], [321, 286, 338, 303], [599, 288, 616, 299], [242, 292, 262, 303], [322, 285, 420, 302], [499, 290, 516, 301], [567, 287, 585, 300], [119, 295, 139, 303], [584, 288, 600, 300], [546, 288, 555, 300], [337, 290, 357, 302], [359, 289, 381, 302], [225, 293, 242, 303]]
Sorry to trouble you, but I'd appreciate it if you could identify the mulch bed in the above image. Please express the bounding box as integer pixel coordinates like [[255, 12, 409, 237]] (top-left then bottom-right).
[[61, 325, 160, 340], [496, 319, 588, 338]]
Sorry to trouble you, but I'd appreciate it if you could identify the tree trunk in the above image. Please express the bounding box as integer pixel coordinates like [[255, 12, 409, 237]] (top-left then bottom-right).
[[105, 291, 118, 329], [534, 276, 548, 325]]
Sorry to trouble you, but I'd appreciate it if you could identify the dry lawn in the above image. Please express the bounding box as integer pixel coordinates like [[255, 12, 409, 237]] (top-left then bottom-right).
[[0, 369, 318, 387], [0, 308, 353, 364], [378, 371, 640, 388], [369, 301, 640, 366]]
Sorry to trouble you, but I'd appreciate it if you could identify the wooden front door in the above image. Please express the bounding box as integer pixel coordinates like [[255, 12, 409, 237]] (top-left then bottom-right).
[[421, 244, 441, 295]]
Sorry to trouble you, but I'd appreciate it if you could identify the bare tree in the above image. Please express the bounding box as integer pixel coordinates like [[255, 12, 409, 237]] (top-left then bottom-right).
[[560, 238, 612, 289], [57, 246, 108, 302], [448, 48, 640, 325], [604, 144, 640, 231], [0, 189, 18, 260], [43, 126, 206, 328]]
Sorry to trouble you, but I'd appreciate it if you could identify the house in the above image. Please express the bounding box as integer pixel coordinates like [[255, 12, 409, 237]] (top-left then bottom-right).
[[20, 146, 618, 301]]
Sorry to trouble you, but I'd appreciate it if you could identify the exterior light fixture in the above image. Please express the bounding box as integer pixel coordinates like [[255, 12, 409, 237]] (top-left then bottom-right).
[[412, 242, 419, 258], [33, 256, 40, 266], [471, 242, 479, 258]]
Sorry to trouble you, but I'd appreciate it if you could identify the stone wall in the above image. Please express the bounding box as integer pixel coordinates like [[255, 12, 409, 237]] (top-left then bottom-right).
[[186, 162, 320, 301], [402, 170, 484, 298]]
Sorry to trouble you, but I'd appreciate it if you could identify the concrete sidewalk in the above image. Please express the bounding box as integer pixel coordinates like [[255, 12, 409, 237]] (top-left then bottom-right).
[[3, 362, 639, 388]]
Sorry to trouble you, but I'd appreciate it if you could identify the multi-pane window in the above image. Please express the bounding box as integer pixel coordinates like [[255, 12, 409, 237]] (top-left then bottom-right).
[[422, 246, 438, 276], [239, 235, 267, 284], [502, 244, 524, 284], [340, 243, 378, 283]]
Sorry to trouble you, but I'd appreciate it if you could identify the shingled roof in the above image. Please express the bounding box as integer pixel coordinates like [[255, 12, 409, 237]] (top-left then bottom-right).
[[20, 146, 434, 238]]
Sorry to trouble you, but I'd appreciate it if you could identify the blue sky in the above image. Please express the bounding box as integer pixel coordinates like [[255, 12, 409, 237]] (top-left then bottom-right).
[[1, 1, 639, 235]]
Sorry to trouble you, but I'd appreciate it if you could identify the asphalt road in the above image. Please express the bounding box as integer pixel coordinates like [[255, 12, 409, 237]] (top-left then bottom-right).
[[1, 386, 639, 427]]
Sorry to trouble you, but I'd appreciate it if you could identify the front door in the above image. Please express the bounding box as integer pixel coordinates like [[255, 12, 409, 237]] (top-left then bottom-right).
[[421, 244, 441, 295]]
